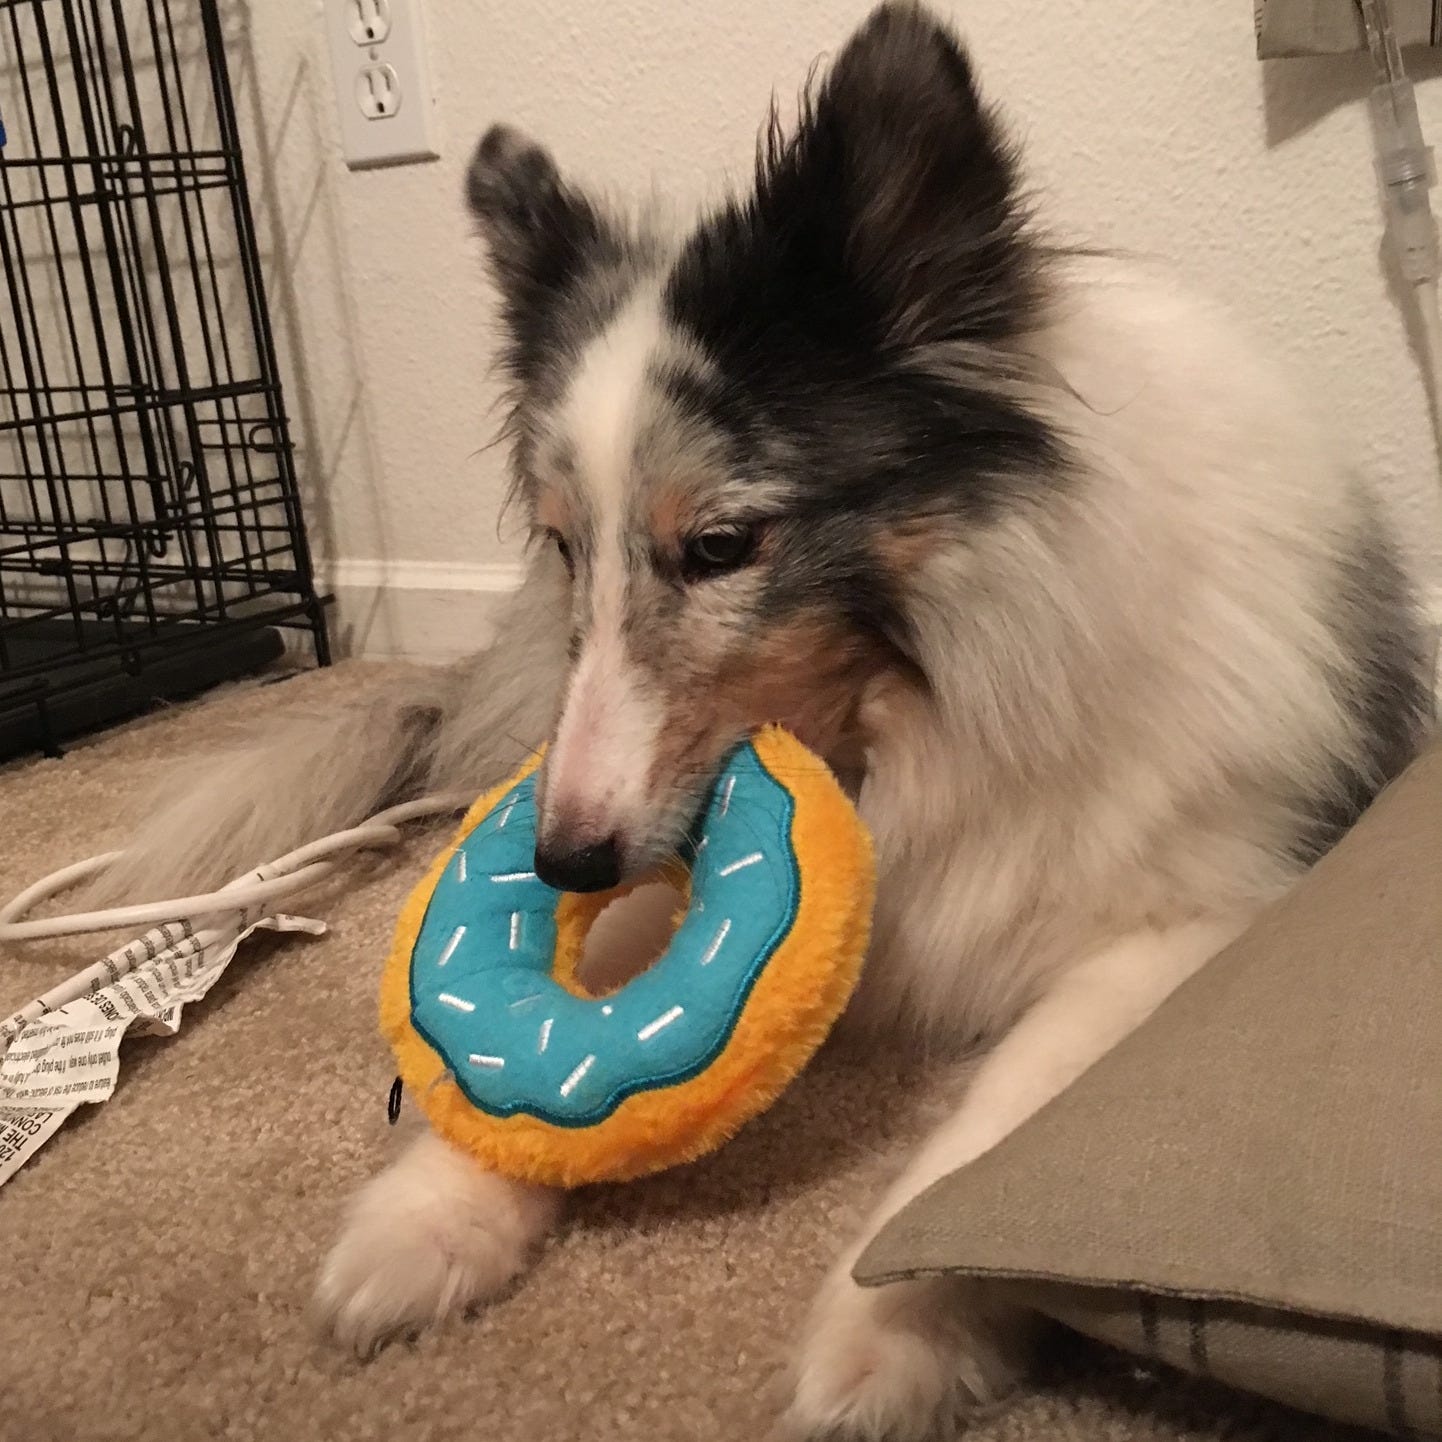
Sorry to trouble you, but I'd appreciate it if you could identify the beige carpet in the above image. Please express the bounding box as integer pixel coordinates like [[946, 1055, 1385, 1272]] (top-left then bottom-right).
[[0, 663, 1373, 1442]]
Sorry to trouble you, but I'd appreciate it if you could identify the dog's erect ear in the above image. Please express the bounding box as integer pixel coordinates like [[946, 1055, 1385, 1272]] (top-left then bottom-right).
[[465, 125, 617, 375], [758, 2, 1034, 348]]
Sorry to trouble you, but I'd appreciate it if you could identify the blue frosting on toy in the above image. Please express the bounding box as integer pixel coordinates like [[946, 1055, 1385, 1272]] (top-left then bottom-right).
[[408, 740, 800, 1127]]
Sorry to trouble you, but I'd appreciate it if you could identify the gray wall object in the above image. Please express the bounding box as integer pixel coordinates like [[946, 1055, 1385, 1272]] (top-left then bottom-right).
[[1257, 0, 1442, 56]]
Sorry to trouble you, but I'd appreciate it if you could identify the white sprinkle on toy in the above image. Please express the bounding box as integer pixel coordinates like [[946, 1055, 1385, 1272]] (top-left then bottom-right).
[[559, 1054, 595, 1097], [637, 1005, 684, 1041], [699, 918, 731, 966], [437, 925, 465, 967], [718, 851, 763, 877]]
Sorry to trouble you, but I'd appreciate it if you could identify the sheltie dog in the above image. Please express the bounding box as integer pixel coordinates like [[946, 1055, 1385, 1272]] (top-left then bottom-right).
[[100, 5, 1431, 1436]]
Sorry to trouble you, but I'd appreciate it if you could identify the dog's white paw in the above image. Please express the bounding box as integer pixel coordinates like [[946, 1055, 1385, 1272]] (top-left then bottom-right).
[[313, 1130, 559, 1357], [779, 1269, 1031, 1441]]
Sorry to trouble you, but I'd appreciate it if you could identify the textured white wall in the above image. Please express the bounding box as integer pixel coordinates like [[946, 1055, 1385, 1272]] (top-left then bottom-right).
[[235, 0, 1442, 617]]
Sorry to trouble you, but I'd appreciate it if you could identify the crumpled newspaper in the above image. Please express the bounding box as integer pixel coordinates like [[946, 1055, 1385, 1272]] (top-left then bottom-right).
[[0, 913, 325, 1186]]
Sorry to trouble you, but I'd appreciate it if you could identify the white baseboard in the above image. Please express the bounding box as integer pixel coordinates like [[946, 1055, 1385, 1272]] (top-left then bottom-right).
[[323, 558, 525, 663]]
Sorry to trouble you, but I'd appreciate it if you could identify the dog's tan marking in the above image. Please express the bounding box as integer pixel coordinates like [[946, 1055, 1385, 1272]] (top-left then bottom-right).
[[639, 616, 895, 814], [874, 521, 946, 575]]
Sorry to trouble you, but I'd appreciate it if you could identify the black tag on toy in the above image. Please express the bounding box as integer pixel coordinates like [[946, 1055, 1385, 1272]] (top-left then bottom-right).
[[387, 1075, 403, 1125]]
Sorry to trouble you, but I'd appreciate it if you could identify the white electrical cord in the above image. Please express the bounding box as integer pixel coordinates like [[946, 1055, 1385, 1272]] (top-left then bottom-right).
[[0, 793, 467, 1039], [0, 793, 466, 943]]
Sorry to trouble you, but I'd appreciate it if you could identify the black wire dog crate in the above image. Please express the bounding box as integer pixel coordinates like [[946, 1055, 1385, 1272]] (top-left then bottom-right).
[[0, 0, 329, 761]]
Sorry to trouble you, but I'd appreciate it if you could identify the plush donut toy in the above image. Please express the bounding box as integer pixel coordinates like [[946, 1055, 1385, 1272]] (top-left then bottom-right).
[[380, 726, 874, 1187]]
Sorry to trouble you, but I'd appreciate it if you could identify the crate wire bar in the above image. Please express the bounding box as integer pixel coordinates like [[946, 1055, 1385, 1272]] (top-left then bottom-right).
[[0, 0, 328, 760]]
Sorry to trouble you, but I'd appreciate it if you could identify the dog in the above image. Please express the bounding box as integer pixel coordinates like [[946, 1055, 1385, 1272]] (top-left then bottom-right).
[[99, 4, 1432, 1437]]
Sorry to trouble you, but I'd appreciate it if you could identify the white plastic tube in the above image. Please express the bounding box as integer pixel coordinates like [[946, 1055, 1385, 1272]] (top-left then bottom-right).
[[1358, 0, 1442, 474]]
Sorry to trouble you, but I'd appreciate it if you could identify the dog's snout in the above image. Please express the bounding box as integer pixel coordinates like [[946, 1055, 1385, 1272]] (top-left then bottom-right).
[[534, 836, 622, 894]]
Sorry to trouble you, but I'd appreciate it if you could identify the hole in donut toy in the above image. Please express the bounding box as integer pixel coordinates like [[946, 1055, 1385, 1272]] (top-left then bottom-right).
[[571, 880, 686, 997]]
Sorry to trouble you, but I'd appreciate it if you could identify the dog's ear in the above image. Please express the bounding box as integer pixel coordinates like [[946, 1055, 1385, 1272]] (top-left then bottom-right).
[[465, 126, 616, 375], [758, 2, 1034, 348]]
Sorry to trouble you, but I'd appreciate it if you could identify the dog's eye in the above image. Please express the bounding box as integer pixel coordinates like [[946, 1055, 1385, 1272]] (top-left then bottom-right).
[[681, 526, 757, 582], [548, 529, 574, 578]]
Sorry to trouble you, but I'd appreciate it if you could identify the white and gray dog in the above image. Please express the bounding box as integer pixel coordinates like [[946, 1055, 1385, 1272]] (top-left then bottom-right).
[[99, 4, 1432, 1436]]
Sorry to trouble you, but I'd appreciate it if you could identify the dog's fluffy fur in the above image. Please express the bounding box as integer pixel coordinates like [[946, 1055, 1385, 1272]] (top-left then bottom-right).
[[104, 5, 1434, 1437]]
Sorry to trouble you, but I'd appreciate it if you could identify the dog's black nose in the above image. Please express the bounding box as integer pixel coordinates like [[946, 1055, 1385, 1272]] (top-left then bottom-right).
[[534, 836, 622, 893]]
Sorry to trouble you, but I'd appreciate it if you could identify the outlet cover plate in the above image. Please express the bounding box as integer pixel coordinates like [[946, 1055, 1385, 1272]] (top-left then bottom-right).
[[325, 0, 439, 170]]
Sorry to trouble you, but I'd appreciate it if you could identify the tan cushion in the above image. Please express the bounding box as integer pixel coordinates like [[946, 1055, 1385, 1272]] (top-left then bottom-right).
[[856, 740, 1442, 1437]]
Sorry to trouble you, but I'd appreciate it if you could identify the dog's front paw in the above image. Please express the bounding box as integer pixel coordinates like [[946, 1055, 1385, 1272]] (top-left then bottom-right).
[[312, 1131, 559, 1357], [778, 1269, 1031, 1441]]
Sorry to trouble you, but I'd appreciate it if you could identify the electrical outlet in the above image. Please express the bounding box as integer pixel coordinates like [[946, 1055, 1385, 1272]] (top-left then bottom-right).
[[355, 63, 400, 120], [346, 0, 391, 46], [325, 0, 438, 170]]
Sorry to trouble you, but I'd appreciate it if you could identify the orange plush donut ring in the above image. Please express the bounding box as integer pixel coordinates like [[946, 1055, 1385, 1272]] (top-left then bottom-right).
[[380, 726, 874, 1187]]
